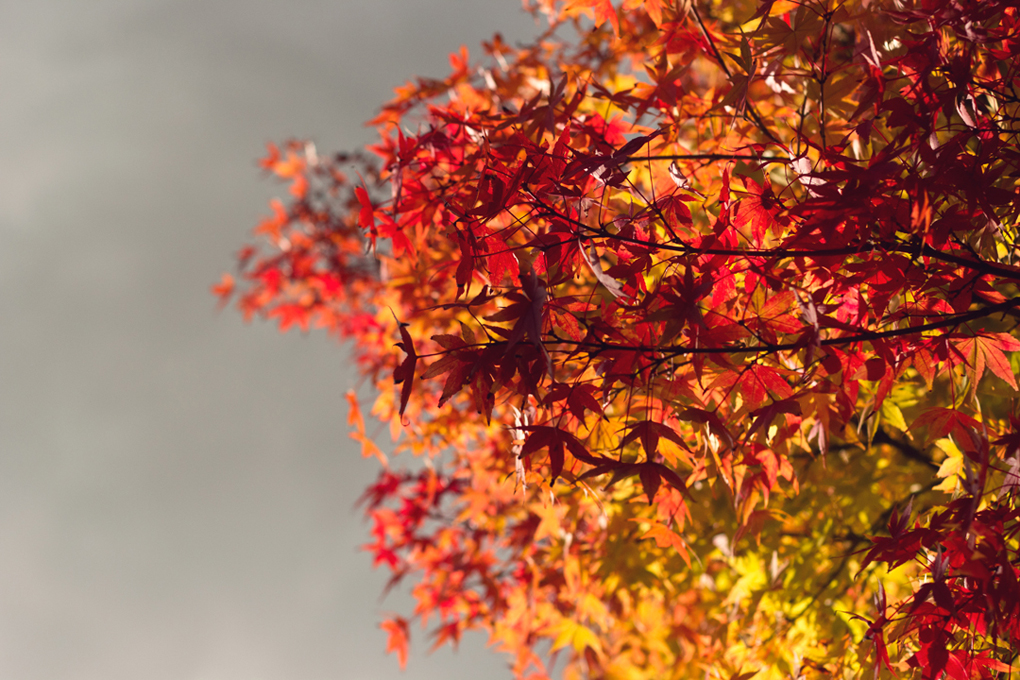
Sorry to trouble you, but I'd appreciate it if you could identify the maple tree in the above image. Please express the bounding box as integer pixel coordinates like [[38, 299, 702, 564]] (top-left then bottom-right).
[[217, 0, 1020, 676]]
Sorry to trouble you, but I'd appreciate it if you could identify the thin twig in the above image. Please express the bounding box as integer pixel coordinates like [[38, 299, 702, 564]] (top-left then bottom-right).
[[690, 3, 782, 146]]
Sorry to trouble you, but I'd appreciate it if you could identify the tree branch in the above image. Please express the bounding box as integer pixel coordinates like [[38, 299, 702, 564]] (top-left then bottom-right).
[[564, 296, 1020, 356], [631, 153, 790, 163], [871, 427, 939, 471]]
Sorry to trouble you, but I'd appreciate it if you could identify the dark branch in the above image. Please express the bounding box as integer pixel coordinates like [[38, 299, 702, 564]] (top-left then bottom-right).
[[632, 153, 790, 163], [871, 427, 939, 471], [545, 296, 1020, 357]]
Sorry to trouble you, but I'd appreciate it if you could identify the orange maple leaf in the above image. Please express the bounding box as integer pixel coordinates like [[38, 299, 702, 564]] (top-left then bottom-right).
[[380, 617, 409, 669]]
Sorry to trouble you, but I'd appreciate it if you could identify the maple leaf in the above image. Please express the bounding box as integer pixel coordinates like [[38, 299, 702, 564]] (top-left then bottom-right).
[[639, 521, 691, 566], [734, 177, 782, 241], [953, 333, 1020, 391], [503, 265, 551, 376], [254, 198, 288, 239], [549, 618, 603, 656], [380, 617, 409, 669], [269, 303, 311, 333], [210, 273, 234, 307], [355, 186, 375, 234], [579, 239, 626, 299], [392, 321, 417, 418], [911, 408, 980, 448], [564, 0, 620, 36]]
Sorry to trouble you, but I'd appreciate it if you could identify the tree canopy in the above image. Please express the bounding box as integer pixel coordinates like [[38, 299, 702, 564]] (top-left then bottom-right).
[[217, 0, 1020, 677]]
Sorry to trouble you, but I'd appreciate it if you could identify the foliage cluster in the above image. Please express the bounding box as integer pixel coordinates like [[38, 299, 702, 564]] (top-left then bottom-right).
[[218, 0, 1020, 676]]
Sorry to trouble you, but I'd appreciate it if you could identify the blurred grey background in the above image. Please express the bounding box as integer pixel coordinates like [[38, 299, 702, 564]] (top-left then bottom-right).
[[0, 2, 538, 679]]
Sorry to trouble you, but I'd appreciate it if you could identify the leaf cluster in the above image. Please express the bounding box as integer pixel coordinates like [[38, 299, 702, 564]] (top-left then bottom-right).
[[221, 0, 1020, 677]]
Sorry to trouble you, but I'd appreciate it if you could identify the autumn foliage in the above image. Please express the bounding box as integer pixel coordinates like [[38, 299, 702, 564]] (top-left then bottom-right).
[[219, 0, 1020, 676]]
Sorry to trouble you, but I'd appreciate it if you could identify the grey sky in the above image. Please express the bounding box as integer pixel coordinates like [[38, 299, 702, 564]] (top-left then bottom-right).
[[0, 2, 540, 679]]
